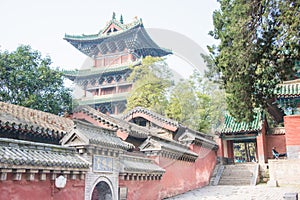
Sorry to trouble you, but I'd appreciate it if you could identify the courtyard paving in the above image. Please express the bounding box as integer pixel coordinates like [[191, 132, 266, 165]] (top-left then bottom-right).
[[166, 184, 300, 200]]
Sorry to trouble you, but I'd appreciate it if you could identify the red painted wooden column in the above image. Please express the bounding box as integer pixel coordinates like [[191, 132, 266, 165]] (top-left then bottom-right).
[[284, 115, 300, 159], [227, 140, 234, 163], [216, 138, 224, 158], [256, 131, 267, 164]]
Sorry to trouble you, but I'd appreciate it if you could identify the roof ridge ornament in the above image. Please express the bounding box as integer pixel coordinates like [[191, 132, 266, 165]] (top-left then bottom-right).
[[120, 14, 124, 24]]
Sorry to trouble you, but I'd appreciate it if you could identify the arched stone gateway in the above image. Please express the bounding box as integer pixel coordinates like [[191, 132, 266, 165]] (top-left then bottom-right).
[[91, 181, 112, 200]]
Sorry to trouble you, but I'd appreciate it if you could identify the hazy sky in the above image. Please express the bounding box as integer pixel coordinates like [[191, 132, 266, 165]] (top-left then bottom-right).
[[0, 0, 219, 73]]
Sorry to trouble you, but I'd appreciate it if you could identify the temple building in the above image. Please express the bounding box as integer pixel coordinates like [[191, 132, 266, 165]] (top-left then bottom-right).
[[216, 76, 300, 186], [64, 13, 171, 115], [0, 101, 218, 200]]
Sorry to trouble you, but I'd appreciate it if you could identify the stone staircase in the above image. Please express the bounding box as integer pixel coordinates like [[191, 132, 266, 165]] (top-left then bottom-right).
[[218, 163, 258, 186]]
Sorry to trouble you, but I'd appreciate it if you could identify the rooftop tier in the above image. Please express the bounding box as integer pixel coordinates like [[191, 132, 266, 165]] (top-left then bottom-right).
[[218, 113, 263, 140], [275, 79, 300, 115], [63, 60, 140, 81], [64, 17, 172, 59]]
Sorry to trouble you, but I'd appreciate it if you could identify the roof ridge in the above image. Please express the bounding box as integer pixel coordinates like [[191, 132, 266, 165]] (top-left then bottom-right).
[[74, 105, 152, 137], [122, 107, 179, 126], [0, 101, 73, 134]]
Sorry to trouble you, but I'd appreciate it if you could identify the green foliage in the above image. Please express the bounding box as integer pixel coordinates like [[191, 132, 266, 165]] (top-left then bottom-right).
[[166, 70, 226, 133], [209, 0, 300, 121], [126, 55, 226, 133], [126, 56, 172, 114], [0, 45, 72, 115], [166, 79, 198, 126]]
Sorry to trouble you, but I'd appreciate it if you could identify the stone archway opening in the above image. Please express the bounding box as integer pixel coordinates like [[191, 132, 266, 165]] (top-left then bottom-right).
[[91, 181, 112, 200]]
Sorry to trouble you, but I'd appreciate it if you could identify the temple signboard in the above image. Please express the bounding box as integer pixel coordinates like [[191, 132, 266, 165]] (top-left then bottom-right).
[[93, 155, 113, 172]]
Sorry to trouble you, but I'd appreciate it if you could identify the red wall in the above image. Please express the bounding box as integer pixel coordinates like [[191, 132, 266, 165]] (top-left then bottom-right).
[[120, 145, 217, 200], [266, 134, 286, 158], [119, 179, 162, 200], [283, 115, 300, 158], [0, 174, 85, 200], [284, 115, 300, 146]]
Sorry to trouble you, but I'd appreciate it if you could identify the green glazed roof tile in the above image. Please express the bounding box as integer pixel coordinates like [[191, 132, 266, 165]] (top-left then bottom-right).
[[275, 79, 300, 97], [220, 113, 262, 134]]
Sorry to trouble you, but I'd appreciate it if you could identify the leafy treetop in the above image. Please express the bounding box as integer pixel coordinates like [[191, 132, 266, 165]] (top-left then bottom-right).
[[0, 45, 72, 115], [209, 0, 300, 121]]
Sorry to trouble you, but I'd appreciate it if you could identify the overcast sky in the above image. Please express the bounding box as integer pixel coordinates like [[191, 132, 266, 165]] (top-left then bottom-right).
[[0, 0, 219, 75]]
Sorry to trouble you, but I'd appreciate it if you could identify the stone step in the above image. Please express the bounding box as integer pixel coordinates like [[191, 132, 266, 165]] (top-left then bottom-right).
[[218, 179, 250, 185], [217, 163, 257, 186]]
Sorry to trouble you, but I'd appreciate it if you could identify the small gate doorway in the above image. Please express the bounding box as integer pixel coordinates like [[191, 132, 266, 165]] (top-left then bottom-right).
[[91, 181, 112, 200], [233, 140, 257, 163]]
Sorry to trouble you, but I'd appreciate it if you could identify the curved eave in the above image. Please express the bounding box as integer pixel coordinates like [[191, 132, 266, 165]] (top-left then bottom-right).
[[0, 138, 90, 169], [64, 21, 142, 41], [73, 106, 150, 139], [220, 130, 260, 135], [0, 120, 66, 140], [76, 93, 128, 105], [276, 95, 300, 99], [194, 136, 218, 150], [64, 23, 172, 58], [219, 113, 262, 136], [63, 66, 131, 81], [123, 107, 179, 128], [89, 139, 134, 150], [121, 154, 165, 174], [274, 79, 300, 97]]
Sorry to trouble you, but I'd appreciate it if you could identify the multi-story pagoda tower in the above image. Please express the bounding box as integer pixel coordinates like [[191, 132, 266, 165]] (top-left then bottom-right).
[[64, 13, 171, 115]]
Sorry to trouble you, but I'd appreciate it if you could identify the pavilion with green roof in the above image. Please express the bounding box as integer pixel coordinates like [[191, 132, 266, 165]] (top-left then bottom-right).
[[217, 76, 300, 165], [64, 13, 171, 114], [216, 111, 288, 165], [274, 79, 300, 115]]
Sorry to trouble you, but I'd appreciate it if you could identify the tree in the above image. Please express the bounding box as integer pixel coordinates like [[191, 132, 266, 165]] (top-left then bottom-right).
[[126, 56, 172, 114], [166, 79, 198, 126], [166, 70, 226, 133], [0, 45, 72, 115], [209, 0, 300, 121], [126, 56, 226, 133]]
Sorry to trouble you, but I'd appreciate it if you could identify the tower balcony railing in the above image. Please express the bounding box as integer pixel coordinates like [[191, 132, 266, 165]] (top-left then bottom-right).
[[76, 92, 129, 105]]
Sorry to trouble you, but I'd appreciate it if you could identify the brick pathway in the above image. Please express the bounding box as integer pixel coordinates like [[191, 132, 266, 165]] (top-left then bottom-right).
[[166, 184, 300, 200]]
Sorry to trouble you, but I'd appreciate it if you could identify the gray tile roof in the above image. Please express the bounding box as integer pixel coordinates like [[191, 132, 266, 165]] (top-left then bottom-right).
[[0, 101, 73, 140], [70, 120, 134, 150], [122, 107, 217, 146], [73, 105, 153, 138], [177, 129, 218, 150], [121, 153, 165, 174], [139, 136, 198, 158], [0, 138, 89, 169], [122, 107, 179, 128]]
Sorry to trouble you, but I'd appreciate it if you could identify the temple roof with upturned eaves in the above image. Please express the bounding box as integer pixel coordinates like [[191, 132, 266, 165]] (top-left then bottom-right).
[[61, 120, 134, 150], [139, 136, 199, 161], [219, 113, 263, 135], [64, 63, 128, 81], [73, 105, 154, 139], [123, 107, 179, 131], [274, 79, 300, 98], [123, 107, 217, 147], [0, 137, 89, 170], [120, 153, 165, 174], [63, 60, 140, 81], [0, 101, 73, 143], [64, 15, 172, 58]]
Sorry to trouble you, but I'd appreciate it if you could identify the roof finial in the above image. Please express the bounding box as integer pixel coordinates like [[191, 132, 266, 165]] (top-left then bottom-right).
[[120, 14, 124, 24], [112, 12, 116, 20]]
